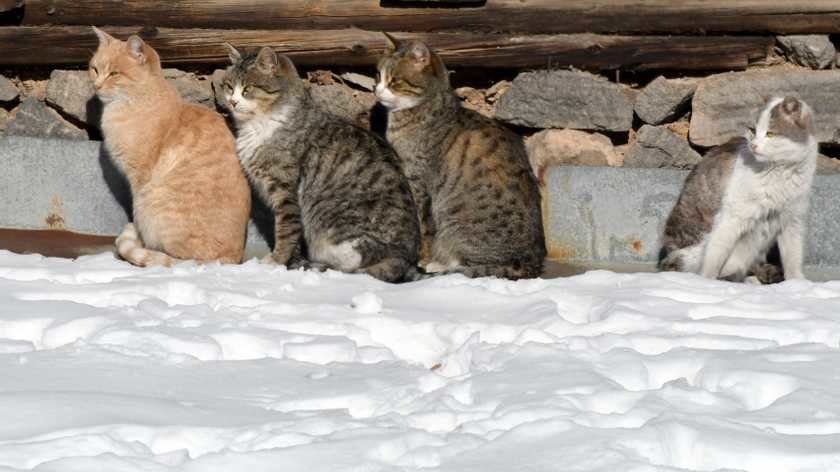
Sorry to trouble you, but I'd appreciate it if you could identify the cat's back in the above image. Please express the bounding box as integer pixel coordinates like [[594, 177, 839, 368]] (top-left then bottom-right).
[[663, 137, 741, 250]]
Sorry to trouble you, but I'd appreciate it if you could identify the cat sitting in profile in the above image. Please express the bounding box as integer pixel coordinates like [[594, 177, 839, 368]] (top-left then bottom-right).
[[659, 96, 817, 283], [375, 34, 545, 279], [90, 28, 251, 267], [221, 45, 420, 283]]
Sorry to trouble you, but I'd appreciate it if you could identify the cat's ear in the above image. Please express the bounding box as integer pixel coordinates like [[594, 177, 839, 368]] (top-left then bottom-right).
[[407, 41, 431, 67], [276, 54, 299, 78], [127, 35, 147, 64], [782, 96, 801, 115], [223, 42, 242, 64], [92, 26, 115, 46], [383, 32, 401, 53], [255, 47, 281, 74]]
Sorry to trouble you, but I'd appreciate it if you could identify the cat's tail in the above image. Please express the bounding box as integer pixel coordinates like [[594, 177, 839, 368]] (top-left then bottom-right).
[[115, 223, 180, 268]]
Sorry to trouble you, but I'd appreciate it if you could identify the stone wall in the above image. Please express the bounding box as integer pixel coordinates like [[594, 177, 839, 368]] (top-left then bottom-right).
[[2, 34, 840, 178]]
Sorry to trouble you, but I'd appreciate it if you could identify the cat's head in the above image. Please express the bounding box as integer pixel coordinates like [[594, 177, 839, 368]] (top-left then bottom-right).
[[375, 34, 448, 111], [748, 96, 815, 162], [221, 45, 301, 122], [89, 27, 161, 103]]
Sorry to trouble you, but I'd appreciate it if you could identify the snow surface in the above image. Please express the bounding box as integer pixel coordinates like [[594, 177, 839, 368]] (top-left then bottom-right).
[[1, 250, 840, 471]]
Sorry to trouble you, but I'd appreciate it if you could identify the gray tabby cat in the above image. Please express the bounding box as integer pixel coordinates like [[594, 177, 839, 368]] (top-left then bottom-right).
[[376, 34, 545, 279], [221, 45, 420, 283], [659, 96, 817, 282]]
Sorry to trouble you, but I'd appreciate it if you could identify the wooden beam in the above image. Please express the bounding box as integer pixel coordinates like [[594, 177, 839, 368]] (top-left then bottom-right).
[[0, 26, 772, 71], [19, 0, 840, 35], [0, 0, 23, 12]]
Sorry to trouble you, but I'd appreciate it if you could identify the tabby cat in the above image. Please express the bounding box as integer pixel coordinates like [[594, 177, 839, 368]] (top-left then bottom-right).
[[90, 28, 250, 266], [221, 45, 419, 283], [659, 96, 817, 282], [376, 34, 545, 279]]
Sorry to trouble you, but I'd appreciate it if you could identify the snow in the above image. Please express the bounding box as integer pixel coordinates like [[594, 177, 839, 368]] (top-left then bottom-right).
[[1, 250, 840, 471]]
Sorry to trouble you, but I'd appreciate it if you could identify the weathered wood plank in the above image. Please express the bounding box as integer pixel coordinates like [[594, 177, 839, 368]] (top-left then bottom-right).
[[19, 0, 840, 34], [0, 0, 23, 12], [0, 26, 772, 71]]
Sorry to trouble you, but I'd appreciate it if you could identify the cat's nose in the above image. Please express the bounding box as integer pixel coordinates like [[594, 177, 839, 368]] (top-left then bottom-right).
[[228, 99, 238, 108], [751, 143, 758, 152]]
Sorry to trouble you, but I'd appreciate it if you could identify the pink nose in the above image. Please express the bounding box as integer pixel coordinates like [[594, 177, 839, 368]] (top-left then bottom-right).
[[751, 143, 758, 152]]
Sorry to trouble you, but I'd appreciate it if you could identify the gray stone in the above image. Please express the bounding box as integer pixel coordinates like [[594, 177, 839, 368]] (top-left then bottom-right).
[[211, 69, 228, 109], [544, 165, 840, 272], [634, 76, 697, 125], [496, 70, 633, 132], [166, 71, 214, 108], [777, 35, 836, 70], [0, 74, 19, 103], [6, 98, 87, 141], [690, 69, 840, 147], [623, 125, 702, 169], [0, 136, 270, 258], [340, 72, 375, 91], [310, 83, 375, 129], [45, 70, 97, 124], [817, 155, 840, 175]]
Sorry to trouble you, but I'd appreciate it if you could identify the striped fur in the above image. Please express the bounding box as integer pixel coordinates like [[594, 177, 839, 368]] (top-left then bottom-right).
[[222, 46, 420, 283], [377, 37, 545, 280], [115, 223, 178, 267], [91, 29, 251, 268]]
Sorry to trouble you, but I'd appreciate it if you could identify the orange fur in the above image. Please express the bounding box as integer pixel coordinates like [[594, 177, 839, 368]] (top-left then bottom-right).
[[91, 28, 250, 266]]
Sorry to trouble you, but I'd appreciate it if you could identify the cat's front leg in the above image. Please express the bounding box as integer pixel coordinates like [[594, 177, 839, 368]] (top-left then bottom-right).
[[700, 220, 743, 279], [777, 216, 806, 280]]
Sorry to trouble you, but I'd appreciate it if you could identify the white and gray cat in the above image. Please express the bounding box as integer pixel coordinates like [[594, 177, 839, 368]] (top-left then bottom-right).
[[659, 96, 817, 282]]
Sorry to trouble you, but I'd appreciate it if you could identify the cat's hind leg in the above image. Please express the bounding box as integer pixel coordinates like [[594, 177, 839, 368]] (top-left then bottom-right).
[[115, 223, 179, 267]]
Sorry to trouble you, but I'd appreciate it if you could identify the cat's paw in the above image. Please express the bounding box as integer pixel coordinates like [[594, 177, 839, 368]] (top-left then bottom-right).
[[260, 253, 281, 265]]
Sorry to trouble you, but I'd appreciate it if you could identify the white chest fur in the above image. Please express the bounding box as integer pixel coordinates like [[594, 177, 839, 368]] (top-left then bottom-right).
[[235, 115, 284, 164], [235, 106, 292, 164]]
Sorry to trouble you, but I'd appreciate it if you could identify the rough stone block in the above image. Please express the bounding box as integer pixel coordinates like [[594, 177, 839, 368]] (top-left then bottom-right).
[[496, 70, 633, 132], [634, 76, 697, 125], [0, 74, 19, 103], [310, 83, 375, 129], [690, 69, 840, 147], [777, 35, 836, 70], [623, 125, 702, 169], [525, 129, 621, 184], [45, 70, 97, 125], [165, 69, 214, 108], [6, 98, 87, 141]]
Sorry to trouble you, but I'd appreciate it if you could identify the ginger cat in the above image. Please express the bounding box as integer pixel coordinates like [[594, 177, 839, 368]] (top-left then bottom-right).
[[90, 28, 250, 266]]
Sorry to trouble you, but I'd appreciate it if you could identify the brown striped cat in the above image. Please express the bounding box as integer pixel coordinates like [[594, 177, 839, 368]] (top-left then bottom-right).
[[376, 34, 545, 279], [91, 28, 250, 266]]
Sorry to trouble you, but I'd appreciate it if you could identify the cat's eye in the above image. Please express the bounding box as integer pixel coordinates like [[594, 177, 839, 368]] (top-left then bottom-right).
[[223, 82, 232, 91], [766, 131, 777, 138], [242, 86, 252, 97], [109, 71, 120, 78], [90, 66, 99, 75]]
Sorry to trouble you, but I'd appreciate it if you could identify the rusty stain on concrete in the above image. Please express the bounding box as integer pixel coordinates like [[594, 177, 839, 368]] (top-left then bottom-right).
[[45, 196, 66, 229], [547, 242, 577, 262], [631, 239, 643, 253]]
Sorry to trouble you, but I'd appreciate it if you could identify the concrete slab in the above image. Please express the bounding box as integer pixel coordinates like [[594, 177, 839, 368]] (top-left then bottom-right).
[[544, 165, 840, 270], [2, 136, 838, 273], [0, 136, 270, 256]]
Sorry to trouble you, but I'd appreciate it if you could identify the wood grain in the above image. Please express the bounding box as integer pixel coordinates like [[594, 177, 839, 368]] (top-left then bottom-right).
[[0, 26, 772, 70], [19, 0, 840, 34]]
